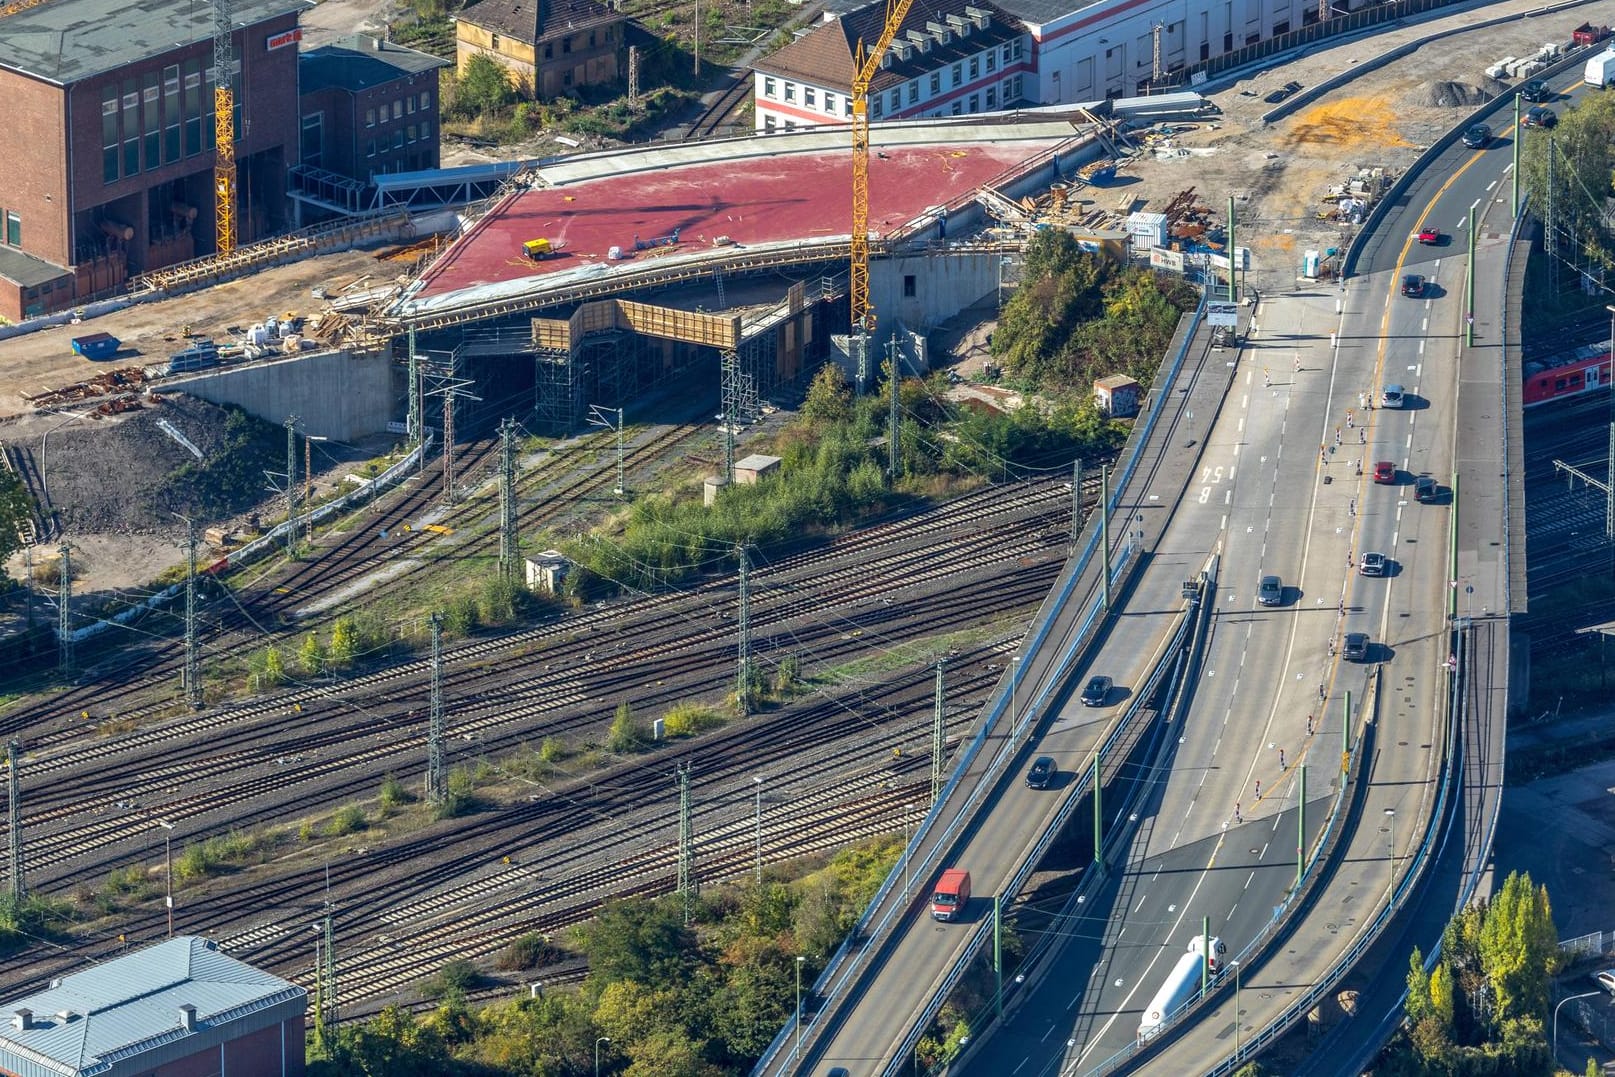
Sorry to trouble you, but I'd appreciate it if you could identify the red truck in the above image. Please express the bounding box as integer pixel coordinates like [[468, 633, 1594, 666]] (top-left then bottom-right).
[[931, 869, 971, 922], [1574, 23, 1611, 47]]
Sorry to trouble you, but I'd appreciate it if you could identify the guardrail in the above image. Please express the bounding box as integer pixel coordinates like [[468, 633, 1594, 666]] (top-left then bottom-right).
[[752, 298, 1208, 1076], [1199, 628, 1467, 1074], [1342, 36, 1598, 279], [896, 591, 1203, 1077]]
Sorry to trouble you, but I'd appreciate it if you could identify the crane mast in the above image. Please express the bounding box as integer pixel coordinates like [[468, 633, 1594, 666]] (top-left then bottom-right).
[[213, 0, 237, 253], [850, 0, 915, 339]]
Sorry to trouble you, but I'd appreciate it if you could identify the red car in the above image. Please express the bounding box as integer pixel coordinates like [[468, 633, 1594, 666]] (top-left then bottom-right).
[[1373, 461, 1396, 484], [1416, 225, 1441, 245]]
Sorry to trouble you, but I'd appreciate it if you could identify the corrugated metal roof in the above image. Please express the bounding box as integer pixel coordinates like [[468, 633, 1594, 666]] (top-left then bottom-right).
[[0, 936, 303, 1077], [299, 34, 450, 94], [457, 0, 622, 45], [0, 0, 313, 87]]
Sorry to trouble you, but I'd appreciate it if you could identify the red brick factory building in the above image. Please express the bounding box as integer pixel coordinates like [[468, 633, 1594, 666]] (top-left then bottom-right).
[[0, 0, 309, 321], [0, 935, 306, 1077]]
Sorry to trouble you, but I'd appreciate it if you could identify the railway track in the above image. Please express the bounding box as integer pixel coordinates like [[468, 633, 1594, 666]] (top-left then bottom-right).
[[685, 74, 752, 141], [11, 480, 1074, 880]]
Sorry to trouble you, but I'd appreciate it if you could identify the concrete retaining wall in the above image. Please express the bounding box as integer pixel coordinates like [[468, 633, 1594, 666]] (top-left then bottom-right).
[[162, 348, 399, 441], [872, 251, 1001, 331]]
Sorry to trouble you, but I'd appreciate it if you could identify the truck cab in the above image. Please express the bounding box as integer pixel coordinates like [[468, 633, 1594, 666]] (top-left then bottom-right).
[[931, 869, 971, 922]]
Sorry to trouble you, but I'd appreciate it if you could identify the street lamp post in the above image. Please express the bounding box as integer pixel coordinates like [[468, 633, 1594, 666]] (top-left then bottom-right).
[[156, 818, 175, 937], [1382, 807, 1396, 906], [1554, 990, 1602, 1060], [595, 1036, 610, 1076], [794, 955, 806, 1059], [1009, 655, 1023, 749], [1231, 960, 1241, 1060], [752, 775, 764, 883], [902, 802, 915, 894]]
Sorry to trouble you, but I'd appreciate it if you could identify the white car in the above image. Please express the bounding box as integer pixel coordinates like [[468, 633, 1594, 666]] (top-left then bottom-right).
[[1381, 384, 1405, 409], [1594, 969, 1615, 995]]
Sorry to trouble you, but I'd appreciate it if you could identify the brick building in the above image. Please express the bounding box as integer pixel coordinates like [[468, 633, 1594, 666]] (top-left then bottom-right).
[[0, 935, 306, 1077], [293, 35, 450, 218], [752, 0, 1030, 132], [455, 0, 626, 100], [0, 0, 309, 322]]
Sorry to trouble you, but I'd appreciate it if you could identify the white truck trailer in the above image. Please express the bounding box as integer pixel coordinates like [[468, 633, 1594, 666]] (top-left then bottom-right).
[[1136, 936, 1225, 1043]]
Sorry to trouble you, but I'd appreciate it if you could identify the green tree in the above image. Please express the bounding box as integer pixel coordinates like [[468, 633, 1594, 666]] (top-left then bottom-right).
[[607, 700, 644, 752], [622, 1028, 722, 1077], [299, 632, 327, 676], [261, 646, 285, 687], [1429, 960, 1455, 1030], [576, 897, 694, 988], [0, 473, 33, 579], [328, 617, 359, 669], [802, 362, 852, 425], [1519, 90, 1615, 276], [458, 53, 514, 118], [1405, 946, 1432, 1025]]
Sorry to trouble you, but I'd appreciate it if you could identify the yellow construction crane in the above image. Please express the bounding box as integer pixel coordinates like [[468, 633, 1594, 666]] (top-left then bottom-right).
[[849, 0, 915, 337], [213, 0, 237, 253]]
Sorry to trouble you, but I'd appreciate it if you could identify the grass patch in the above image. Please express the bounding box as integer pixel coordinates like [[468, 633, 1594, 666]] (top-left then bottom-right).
[[173, 828, 283, 882], [808, 618, 1030, 688]]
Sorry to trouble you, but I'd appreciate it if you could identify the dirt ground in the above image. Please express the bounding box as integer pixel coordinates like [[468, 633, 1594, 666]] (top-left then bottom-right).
[[0, 247, 407, 423], [1088, 0, 1615, 293]]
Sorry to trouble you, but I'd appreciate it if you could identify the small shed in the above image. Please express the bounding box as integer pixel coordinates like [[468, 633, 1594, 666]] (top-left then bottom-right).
[[733, 453, 781, 485], [524, 549, 570, 595], [1094, 374, 1141, 418], [1125, 211, 1168, 252]]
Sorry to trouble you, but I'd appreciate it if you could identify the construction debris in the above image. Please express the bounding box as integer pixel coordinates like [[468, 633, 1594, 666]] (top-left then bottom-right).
[[21, 367, 149, 409]]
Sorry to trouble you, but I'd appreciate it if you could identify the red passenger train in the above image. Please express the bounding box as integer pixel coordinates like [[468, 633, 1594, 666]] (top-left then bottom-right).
[[1523, 346, 1610, 407]]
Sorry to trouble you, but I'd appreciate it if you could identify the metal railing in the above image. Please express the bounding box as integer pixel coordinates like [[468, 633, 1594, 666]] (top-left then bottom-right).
[[752, 298, 1207, 1075]]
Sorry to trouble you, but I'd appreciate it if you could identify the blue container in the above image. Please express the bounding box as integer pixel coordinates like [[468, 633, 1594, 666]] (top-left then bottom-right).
[[71, 332, 121, 360]]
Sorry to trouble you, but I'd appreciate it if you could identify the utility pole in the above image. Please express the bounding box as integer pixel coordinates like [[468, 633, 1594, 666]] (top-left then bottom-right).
[[56, 543, 73, 675], [1466, 198, 1479, 348], [6, 741, 22, 899], [1512, 95, 1520, 217], [498, 418, 519, 583], [887, 335, 901, 478], [720, 352, 737, 484], [1546, 138, 1558, 294], [322, 905, 337, 1032], [1226, 195, 1237, 302], [1092, 751, 1103, 864], [424, 361, 480, 505], [676, 762, 695, 924], [425, 613, 445, 803], [586, 405, 626, 497], [1071, 458, 1084, 547], [1297, 765, 1307, 888], [930, 659, 946, 804], [1551, 425, 1615, 541], [736, 544, 752, 714], [183, 519, 202, 709], [22, 546, 31, 630], [407, 323, 421, 445], [1150, 22, 1163, 84], [284, 415, 298, 555]]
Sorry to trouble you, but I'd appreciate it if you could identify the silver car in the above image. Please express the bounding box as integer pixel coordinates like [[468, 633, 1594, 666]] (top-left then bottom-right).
[[1258, 575, 1283, 606], [1381, 384, 1405, 409]]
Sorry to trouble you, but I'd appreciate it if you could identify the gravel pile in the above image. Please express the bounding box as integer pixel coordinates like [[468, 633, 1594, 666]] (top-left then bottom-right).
[[34, 395, 273, 535], [1415, 80, 1500, 108]]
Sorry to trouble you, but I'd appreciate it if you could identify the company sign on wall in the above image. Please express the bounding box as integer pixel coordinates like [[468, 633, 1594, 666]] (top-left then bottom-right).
[[267, 27, 302, 50]]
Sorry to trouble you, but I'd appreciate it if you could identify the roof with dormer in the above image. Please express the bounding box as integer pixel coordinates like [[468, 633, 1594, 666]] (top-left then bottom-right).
[[752, 0, 1025, 95]]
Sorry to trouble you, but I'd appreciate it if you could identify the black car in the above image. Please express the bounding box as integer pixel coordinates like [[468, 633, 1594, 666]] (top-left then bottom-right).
[[1343, 632, 1370, 661], [1026, 756, 1057, 789], [1415, 475, 1438, 503], [1080, 675, 1113, 707], [1402, 274, 1425, 298], [1462, 123, 1492, 148], [1523, 106, 1557, 129], [1520, 79, 1551, 102], [1263, 80, 1303, 104]]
